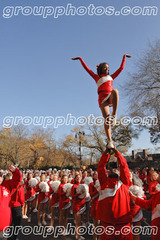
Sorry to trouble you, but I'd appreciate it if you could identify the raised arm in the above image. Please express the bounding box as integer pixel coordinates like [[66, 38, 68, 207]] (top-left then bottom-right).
[[97, 149, 110, 189], [111, 54, 131, 80], [72, 57, 97, 80], [115, 152, 130, 186]]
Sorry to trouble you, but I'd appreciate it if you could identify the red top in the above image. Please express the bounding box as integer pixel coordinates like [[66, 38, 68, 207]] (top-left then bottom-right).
[[96, 152, 132, 224], [10, 185, 25, 207], [149, 181, 158, 196], [89, 182, 99, 203], [71, 182, 85, 214], [58, 183, 70, 210], [35, 183, 48, 204], [79, 56, 126, 106], [25, 180, 36, 201], [0, 168, 22, 232]]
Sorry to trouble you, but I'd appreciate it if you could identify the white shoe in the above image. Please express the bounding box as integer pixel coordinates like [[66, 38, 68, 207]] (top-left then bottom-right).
[[79, 236, 85, 240], [42, 220, 47, 226], [47, 214, 51, 219], [107, 140, 114, 149], [27, 217, 31, 223], [33, 208, 38, 213], [22, 215, 28, 219], [62, 230, 69, 236], [38, 221, 42, 226]]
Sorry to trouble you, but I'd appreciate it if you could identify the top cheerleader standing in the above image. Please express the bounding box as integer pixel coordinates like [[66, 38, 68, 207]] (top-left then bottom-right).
[[72, 55, 131, 148]]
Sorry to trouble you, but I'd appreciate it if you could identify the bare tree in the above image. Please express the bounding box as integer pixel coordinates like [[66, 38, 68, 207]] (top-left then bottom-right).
[[124, 40, 160, 144]]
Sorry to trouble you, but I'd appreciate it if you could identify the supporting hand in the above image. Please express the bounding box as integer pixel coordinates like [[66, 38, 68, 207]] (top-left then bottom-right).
[[72, 57, 80, 60], [125, 54, 132, 58]]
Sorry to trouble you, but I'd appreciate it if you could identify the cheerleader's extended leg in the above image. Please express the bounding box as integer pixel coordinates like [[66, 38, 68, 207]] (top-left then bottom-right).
[[100, 101, 112, 142], [109, 89, 119, 119]]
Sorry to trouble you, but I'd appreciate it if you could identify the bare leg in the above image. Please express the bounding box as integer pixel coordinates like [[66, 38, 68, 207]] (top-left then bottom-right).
[[50, 207, 55, 226], [133, 221, 141, 240], [93, 218, 100, 240], [109, 89, 119, 116], [64, 209, 69, 229], [37, 203, 42, 224], [42, 203, 46, 222], [75, 213, 82, 239], [100, 102, 111, 141], [59, 209, 63, 226], [86, 202, 90, 224]]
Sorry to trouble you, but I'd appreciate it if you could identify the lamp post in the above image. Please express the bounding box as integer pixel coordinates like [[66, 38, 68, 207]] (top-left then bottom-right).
[[75, 129, 85, 168]]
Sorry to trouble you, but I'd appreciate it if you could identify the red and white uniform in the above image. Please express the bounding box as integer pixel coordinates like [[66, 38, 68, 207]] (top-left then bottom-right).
[[58, 183, 71, 210], [35, 182, 48, 204], [10, 185, 25, 208], [49, 187, 59, 208], [71, 182, 85, 214], [0, 168, 22, 232], [135, 192, 160, 240], [79, 56, 126, 106], [129, 182, 146, 223], [149, 180, 158, 197], [89, 181, 99, 219], [97, 152, 133, 240], [25, 180, 36, 202]]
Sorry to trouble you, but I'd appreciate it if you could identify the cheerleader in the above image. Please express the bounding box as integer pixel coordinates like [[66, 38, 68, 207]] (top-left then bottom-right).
[[58, 175, 71, 234], [49, 176, 60, 227], [35, 174, 49, 226], [71, 174, 86, 240], [129, 171, 146, 240], [89, 172, 100, 240], [130, 184, 160, 240], [72, 55, 131, 148], [24, 173, 36, 222], [149, 171, 159, 196]]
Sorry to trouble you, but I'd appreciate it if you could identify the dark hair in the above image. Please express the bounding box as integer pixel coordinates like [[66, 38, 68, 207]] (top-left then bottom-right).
[[61, 174, 68, 183], [97, 62, 109, 77]]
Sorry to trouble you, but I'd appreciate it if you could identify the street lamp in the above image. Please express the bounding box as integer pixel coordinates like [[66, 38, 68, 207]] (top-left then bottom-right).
[[75, 129, 85, 168]]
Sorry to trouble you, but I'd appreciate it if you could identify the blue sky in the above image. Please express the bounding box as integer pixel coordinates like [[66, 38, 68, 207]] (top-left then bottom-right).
[[0, 0, 159, 153]]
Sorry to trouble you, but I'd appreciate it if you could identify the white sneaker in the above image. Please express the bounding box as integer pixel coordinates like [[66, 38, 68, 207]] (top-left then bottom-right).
[[38, 221, 42, 226], [107, 140, 114, 149], [27, 216, 31, 223], [33, 208, 38, 213], [47, 214, 51, 219], [42, 220, 47, 226], [62, 230, 69, 236]]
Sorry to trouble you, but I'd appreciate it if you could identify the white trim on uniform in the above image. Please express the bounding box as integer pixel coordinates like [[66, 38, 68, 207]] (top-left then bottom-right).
[[97, 75, 113, 88], [152, 204, 160, 221], [77, 205, 86, 215], [62, 201, 71, 210], [133, 209, 143, 223], [98, 180, 122, 201]]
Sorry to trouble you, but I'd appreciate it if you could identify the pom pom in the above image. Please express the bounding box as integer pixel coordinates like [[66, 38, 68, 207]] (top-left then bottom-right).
[[63, 183, 73, 197], [39, 181, 49, 193], [132, 173, 143, 188], [28, 178, 38, 188], [50, 180, 61, 193], [35, 176, 40, 183], [129, 185, 144, 199], [95, 180, 101, 192], [76, 184, 90, 199], [83, 177, 93, 185]]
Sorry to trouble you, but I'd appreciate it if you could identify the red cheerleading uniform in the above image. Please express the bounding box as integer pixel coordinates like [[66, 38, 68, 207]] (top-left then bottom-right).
[[71, 182, 85, 214], [149, 181, 158, 196], [79, 56, 126, 106], [10, 185, 25, 208], [129, 182, 146, 223], [97, 152, 133, 240], [25, 180, 36, 201], [0, 168, 22, 232], [58, 183, 71, 210], [89, 181, 99, 219], [135, 192, 160, 240], [35, 182, 48, 204]]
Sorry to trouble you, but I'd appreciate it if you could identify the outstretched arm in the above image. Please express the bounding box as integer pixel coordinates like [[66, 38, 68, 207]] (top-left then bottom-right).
[[111, 54, 131, 80], [97, 147, 110, 189], [72, 57, 97, 80]]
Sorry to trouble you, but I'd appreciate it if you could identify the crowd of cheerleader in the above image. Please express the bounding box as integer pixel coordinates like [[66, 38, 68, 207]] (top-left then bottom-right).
[[0, 162, 160, 240]]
